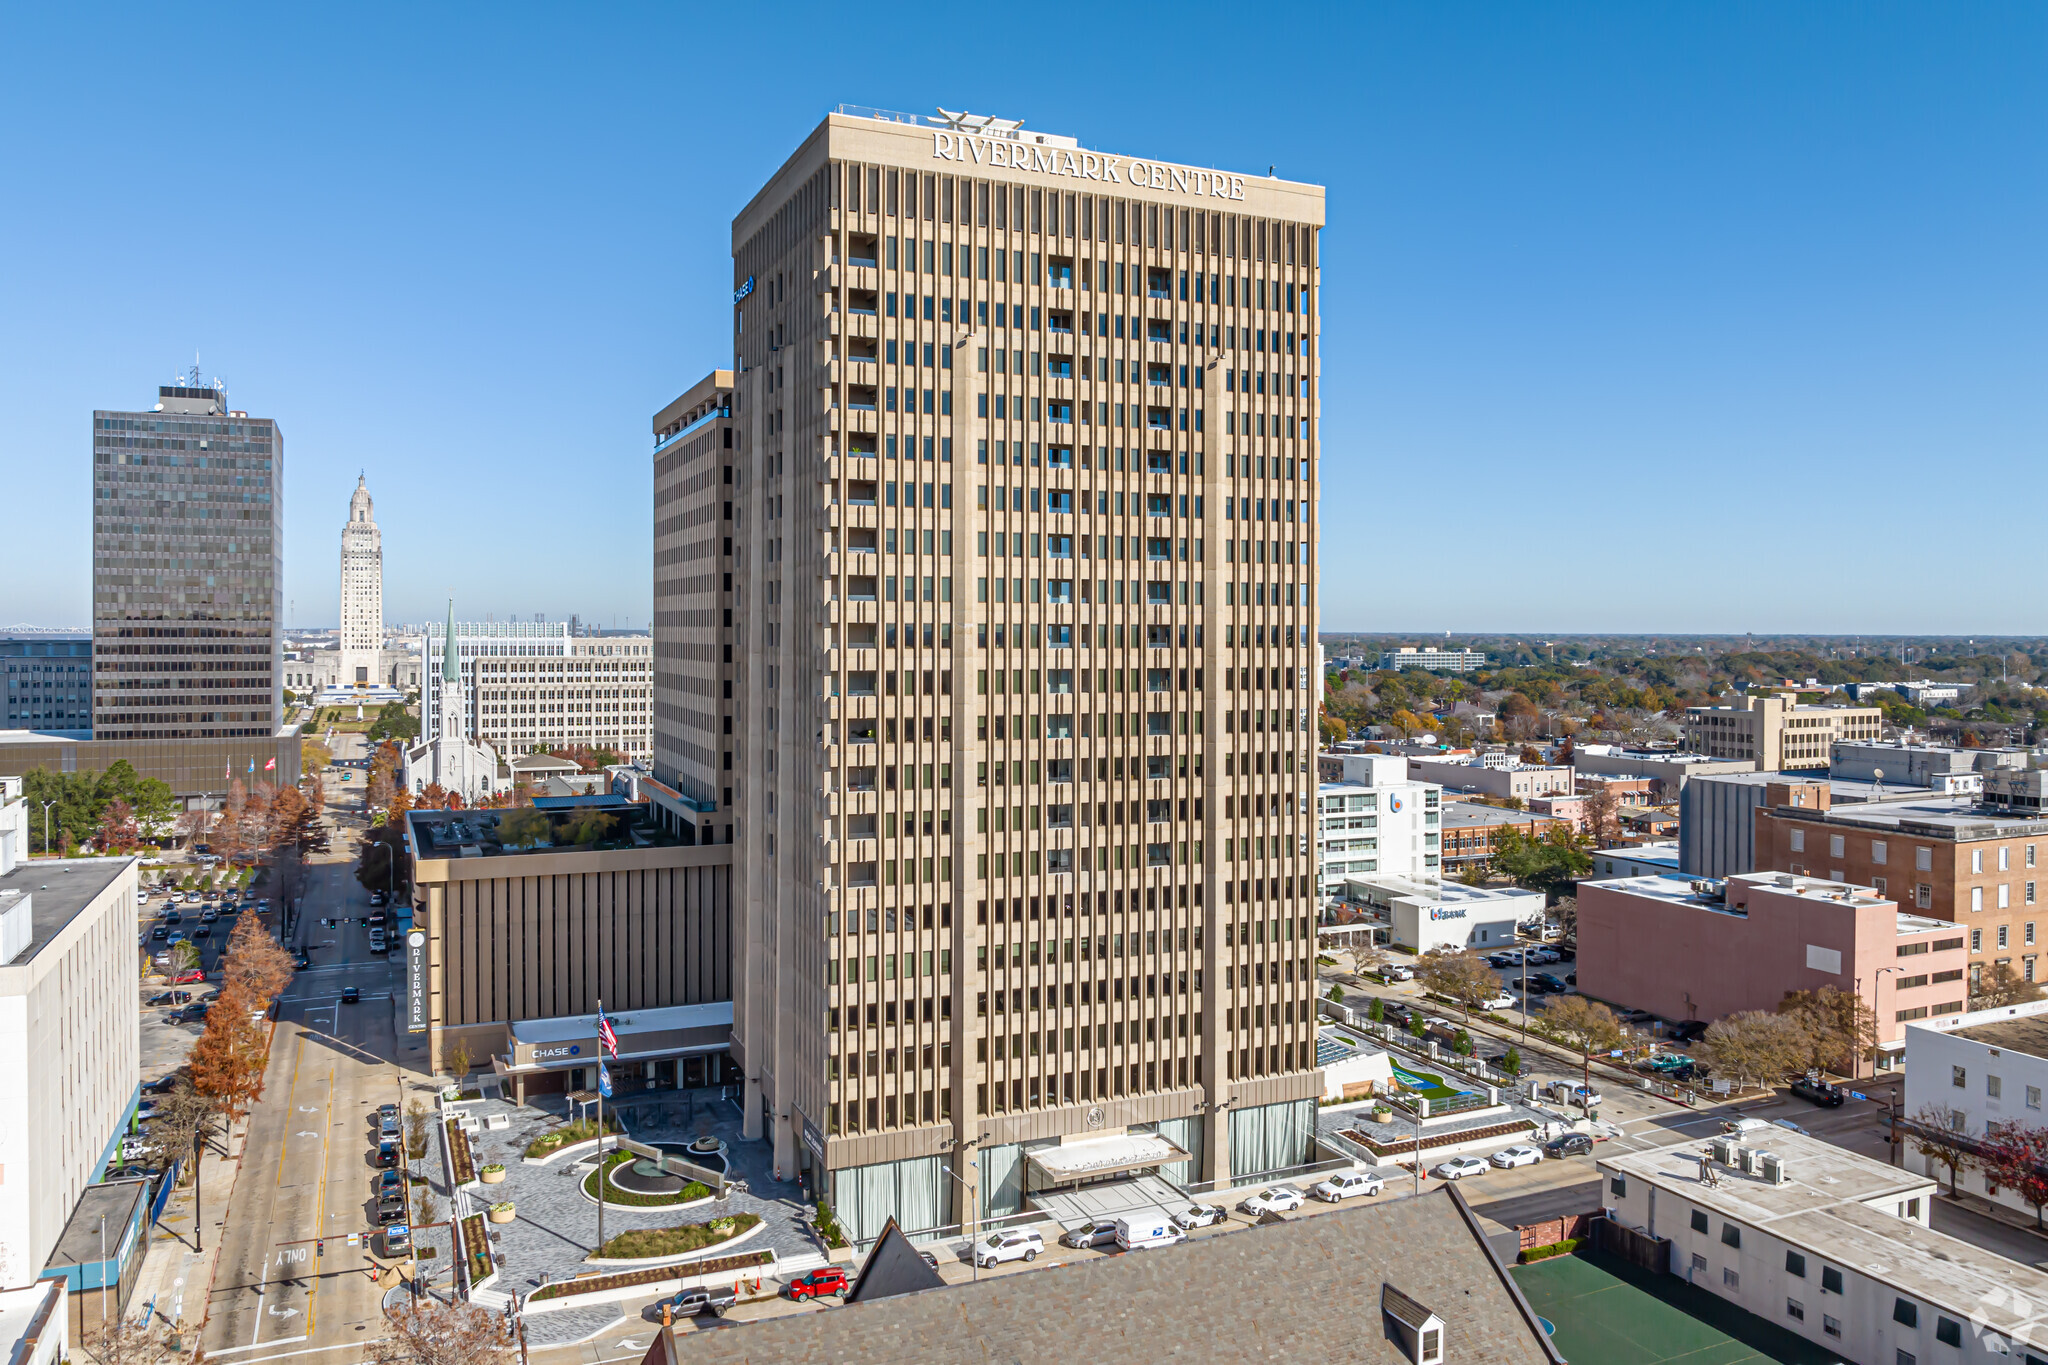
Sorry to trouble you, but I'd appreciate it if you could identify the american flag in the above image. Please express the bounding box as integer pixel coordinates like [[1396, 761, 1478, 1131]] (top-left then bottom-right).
[[597, 1007, 619, 1059]]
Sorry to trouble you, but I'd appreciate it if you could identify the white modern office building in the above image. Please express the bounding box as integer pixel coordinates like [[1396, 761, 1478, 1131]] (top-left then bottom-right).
[[1901, 999, 2048, 1225], [1316, 752, 1442, 896], [1345, 875, 1541, 954], [420, 618, 652, 761]]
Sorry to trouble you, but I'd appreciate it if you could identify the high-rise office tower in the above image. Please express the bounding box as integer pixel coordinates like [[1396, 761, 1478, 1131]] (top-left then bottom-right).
[[654, 108, 1323, 1243], [91, 379, 283, 741], [338, 475, 384, 688]]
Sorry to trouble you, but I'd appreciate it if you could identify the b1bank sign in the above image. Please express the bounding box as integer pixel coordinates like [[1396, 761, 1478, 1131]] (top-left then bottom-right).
[[931, 133, 1249, 202], [1428, 906, 1468, 922]]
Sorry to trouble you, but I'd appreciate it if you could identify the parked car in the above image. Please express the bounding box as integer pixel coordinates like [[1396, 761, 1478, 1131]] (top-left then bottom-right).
[[379, 1113, 401, 1138], [1529, 973, 1569, 993], [150, 926, 169, 942], [1552, 945, 1576, 961], [1378, 964, 1415, 983], [1546, 1083, 1603, 1109], [377, 1197, 406, 1225], [1061, 1219, 1119, 1250], [1486, 952, 1516, 968], [341, 986, 360, 1004], [1529, 948, 1561, 965], [1789, 1075, 1846, 1108], [1312, 1171, 1385, 1202], [376, 1139, 398, 1168], [173, 969, 206, 985], [377, 1169, 405, 1197], [146, 991, 191, 1007], [162, 910, 182, 924], [1489, 1145, 1545, 1169], [667, 1284, 737, 1319], [1480, 990, 1520, 1011], [1171, 1202, 1228, 1230], [1114, 1215, 1186, 1251], [785, 1267, 850, 1300], [382, 1224, 410, 1255], [1431, 1157, 1489, 1181], [1237, 1184, 1308, 1215], [378, 1103, 399, 1123], [1542, 1133, 1596, 1159], [973, 1229, 1044, 1267]]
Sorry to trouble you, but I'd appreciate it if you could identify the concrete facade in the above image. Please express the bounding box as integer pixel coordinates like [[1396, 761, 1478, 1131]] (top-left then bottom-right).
[[1315, 753, 1442, 893], [1406, 756, 1572, 801], [1900, 1001, 2048, 1223], [92, 382, 283, 742], [657, 109, 1327, 1240], [1347, 875, 1540, 954], [1570, 747, 1755, 798], [419, 621, 652, 762], [1830, 739, 2025, 792], [0, 823, 140, 1283], [336, 476, 384, 690], [1577, 871, 1965, 1059], [1682, 693, 1883, 772]]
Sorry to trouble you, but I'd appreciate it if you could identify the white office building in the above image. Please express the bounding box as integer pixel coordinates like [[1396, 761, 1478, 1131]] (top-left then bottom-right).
[[0, 778, 140, 1282], [420, 619, 653, 762], [1901, 999, 2048, 1225], [1317, 753, 1442, 897], [1378, 645, 1486, 674], [1599, 1128, 2048, 1364]]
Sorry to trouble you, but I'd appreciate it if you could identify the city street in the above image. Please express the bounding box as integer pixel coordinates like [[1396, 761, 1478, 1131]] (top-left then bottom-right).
[[197, 731, 430, 1362]]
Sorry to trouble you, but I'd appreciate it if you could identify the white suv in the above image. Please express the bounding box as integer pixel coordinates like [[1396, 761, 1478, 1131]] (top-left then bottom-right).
[[973, 1229, 1044, 1268]]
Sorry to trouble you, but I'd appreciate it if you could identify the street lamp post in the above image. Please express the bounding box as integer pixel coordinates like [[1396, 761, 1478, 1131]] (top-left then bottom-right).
[[38, 800, 54, 856], [938, 1164, 978, 1282]]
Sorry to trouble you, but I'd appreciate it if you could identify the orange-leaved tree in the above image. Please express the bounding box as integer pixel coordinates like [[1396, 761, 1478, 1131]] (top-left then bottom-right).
[[189, 983, 271, 1118]]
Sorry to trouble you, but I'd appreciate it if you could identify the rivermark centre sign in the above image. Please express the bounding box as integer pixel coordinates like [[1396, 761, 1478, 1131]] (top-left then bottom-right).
[[931, 132, 1247, 201]]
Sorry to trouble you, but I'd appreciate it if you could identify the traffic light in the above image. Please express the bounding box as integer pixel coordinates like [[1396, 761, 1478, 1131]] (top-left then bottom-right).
[[316, 1239, 325, 1257]]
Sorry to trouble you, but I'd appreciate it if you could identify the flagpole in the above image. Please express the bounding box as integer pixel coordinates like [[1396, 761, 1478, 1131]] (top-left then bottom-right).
[[596, 996, 604, 1259]]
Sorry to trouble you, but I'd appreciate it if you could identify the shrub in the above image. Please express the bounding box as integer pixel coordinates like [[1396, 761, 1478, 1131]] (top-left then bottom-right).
[[523, 1117, 618, 1159], [1518, 1238, 1581, 1264], [596, 1213, 760, 1260]]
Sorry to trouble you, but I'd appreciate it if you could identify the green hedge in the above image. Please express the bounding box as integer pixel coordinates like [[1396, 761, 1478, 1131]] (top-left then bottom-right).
[[1518, 1237, 1581, 1264]]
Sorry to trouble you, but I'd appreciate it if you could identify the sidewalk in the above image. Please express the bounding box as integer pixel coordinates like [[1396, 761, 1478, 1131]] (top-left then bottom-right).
[[127, 1109, 253, 1348]]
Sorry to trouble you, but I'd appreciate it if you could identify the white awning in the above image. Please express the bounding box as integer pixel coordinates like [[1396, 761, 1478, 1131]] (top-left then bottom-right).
[[1026, 1133, 1190, 1187]]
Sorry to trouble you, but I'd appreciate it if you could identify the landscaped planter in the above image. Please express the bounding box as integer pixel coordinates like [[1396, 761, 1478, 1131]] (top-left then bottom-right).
[[487, 1202, 517, 1225], [523, 1249, 775, 1315], [479, 1164, 506, 1184], [585, 1217, 766, 1266], [444, 1120, 476, 1186]]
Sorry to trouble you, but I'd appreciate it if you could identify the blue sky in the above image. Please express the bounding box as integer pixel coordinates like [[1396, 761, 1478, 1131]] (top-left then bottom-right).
[[2, 4, 2042, 634]]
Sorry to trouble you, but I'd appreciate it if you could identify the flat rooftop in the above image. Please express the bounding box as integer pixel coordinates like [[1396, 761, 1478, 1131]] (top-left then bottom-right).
[[406, 802, 682, 858], [0, 857, 132, 966], [1440, 803, 1556, 830], [45, 1180, 145, 1270], [1601, 1131, 2048, 1340], [1763, 795, 2048, 838], [1952, 1012, 2048, 1056], [1353, 874, 1542, 907]]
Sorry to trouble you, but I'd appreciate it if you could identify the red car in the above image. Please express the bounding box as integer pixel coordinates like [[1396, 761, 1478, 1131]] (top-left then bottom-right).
[[785, 1267, 849, 1301], [173, 969, 206, 985]]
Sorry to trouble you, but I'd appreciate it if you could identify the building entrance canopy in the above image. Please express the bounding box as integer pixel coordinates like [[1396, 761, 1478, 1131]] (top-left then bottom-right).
[[497, 1000, 734, 1073], [1025, 1133, 1190, 1192]]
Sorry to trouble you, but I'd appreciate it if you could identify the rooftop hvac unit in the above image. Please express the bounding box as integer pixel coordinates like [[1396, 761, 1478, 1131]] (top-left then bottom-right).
[[1709, 1137, 1735, 1166], [1759, 1152, 1787, 1185], [1739, 1147, 1762, 1176]]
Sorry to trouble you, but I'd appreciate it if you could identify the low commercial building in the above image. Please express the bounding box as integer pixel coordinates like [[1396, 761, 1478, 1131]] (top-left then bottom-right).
[[1597, 1130, 2048, 1365], [1346, 875, 1542, 954], [1830, 738, 2024, 793], [1573, 772, 1656, 803], [0, 730, 302, 806], [638, 1183, 1558, 1365], [1753, 789, 2048, 994], [1378, 644, 1488, 674], [0, 806, 141, 1282], [1407, 756, 1572, 802], [1571, 747, 1756, 798], [1438, 803, 1569, 868], [402, 801, 733, 1097], [1682, 693, 1883, 771], [1585, 842, 1681, 880], [1982, 769, 2048, 814], [1316, 753, 1443, 894], [1528, 793, 1589, 831], [1576, 871, 1965, 1065], [1901, 1000, 2048, 1223]]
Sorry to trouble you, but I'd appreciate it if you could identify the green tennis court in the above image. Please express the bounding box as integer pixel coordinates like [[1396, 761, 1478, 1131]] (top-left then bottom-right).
[[1513, 1249, 1846, 1365]]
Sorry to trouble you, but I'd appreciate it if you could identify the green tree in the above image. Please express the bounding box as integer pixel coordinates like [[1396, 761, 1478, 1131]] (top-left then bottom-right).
[[1365, 997, 1385, 1024], [1502, 1046, 1523, 1077], [1491, 823, 1592, 899], [366, 702, 421, 744]]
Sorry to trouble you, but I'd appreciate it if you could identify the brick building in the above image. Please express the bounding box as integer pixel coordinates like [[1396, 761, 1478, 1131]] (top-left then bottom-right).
[[1754, 787, 2048, 993]]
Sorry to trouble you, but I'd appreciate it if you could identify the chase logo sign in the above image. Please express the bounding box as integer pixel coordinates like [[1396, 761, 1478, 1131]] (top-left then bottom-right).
[[733, 276, 755, 304]]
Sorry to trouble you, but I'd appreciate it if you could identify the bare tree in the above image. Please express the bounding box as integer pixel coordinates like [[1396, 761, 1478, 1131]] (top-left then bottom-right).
[[1778, 987, 1878, 1077], [1581, 784, 1619, 848], [365, 1298, 514, 1364], [1537, 995, 1624, 1104], [1974, 962, 2048, 1011], [1911, 1102, 1976, 1198], [80, 1317, 175, 1365]]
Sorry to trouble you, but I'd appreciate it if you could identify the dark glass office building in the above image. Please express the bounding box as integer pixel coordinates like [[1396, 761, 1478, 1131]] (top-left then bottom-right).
[[1, 635, 92, 732], [91, 383, 283, 740]]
